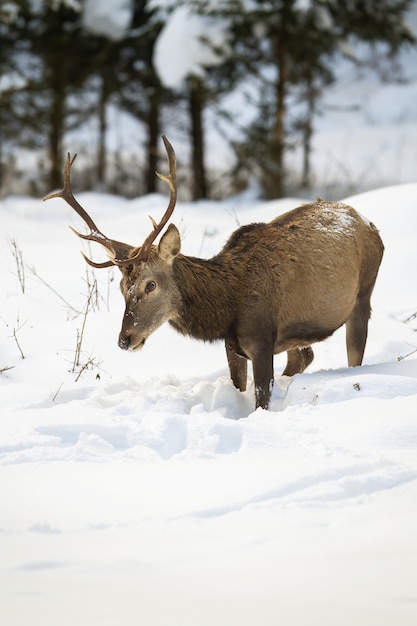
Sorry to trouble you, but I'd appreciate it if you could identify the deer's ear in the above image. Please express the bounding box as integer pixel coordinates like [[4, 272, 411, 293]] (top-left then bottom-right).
[[158, 223, 181, 264]]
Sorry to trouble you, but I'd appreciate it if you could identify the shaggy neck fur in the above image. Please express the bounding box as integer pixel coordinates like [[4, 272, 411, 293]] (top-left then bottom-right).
[[170, 254, 241, 341]]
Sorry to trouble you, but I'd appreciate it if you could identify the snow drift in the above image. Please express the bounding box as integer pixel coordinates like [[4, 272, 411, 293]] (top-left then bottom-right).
[[1, 182, 417, 625]]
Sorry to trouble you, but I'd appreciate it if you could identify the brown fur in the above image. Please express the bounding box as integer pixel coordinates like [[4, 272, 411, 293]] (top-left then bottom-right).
[[117, 200, 384, 410], [45, 140, 384, 411]]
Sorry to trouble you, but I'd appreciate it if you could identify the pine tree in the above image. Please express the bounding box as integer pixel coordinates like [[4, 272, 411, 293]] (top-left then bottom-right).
[[112, 0, 169, 194], [215, 0, 415, 198], [2, 0, 103, 190]]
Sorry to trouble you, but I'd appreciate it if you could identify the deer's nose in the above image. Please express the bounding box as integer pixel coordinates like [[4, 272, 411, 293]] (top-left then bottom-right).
[[118, 334, 131, 350]]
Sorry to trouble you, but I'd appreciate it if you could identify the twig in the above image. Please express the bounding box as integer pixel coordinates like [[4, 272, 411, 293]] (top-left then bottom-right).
[[27, 265, 81, 315], [8, 318, 26, 359], [52, 382, 64, 402], [8, 237, 25, 293], [198, 227, 209, 256], [404, 310, 417, 324], [74, 358, 95, 382], [0, 365, 15, 374], [73, 329, 81, 371], [12, 327, 25, 359], [72, 280, 96, 370], [84, 263, 99, 311], [398, 347, 417, 361], [82, 264, 113, 313], [106, 268, 114, 311], [228, 206, 241, 227]]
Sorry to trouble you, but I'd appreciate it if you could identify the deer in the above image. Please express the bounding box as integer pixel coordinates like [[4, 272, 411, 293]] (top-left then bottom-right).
[[44, 135, 384, 410]]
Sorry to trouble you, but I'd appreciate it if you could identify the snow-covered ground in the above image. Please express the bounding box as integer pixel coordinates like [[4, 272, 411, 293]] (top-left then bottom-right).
[[1, 176, 417, 624]]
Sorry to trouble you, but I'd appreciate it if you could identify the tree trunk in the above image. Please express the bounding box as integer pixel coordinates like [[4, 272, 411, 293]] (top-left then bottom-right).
[[97, 78, 107, 188], [189, 77, 208, 200], [274, 38, 287, 198], [301, 81, 315, 189], [97, 79, 107, 189], [49, 82, 65, 190], [146, 92, 159, 194], [48, 44, 68, 190]]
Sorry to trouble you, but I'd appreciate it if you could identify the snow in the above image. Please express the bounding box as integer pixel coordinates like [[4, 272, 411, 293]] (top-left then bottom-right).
[[0, 71, 26, 96], [311, 201, 359, 233], [2, 2, 417, 623], [153, 4, 231, 88], [1, 178, 417, 625], [82, 0, 133, 40]]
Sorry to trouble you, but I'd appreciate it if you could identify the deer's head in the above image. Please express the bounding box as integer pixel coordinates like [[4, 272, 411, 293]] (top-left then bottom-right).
[[44, 136, 182, 350]]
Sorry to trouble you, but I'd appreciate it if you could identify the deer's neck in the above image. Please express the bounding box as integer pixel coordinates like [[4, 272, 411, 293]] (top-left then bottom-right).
[[170, 254, 240, 341]]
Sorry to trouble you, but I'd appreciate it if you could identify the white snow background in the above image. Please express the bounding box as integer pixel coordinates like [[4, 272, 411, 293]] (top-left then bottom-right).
[[2, 177, 417, 626], [2, 1, 417, 625]]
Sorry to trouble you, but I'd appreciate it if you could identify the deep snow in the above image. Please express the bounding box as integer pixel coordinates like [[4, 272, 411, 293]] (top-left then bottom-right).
[[2, 3, 417, 624], [1, 178, 417, 625]]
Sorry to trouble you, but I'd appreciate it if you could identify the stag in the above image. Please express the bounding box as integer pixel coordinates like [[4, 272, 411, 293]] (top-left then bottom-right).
[[44, 136, 384, 410]]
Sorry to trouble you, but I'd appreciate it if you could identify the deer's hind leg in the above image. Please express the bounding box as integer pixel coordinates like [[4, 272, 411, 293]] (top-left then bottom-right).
[[345, 294, 372, 367], [346, 238, 383, 367], [282, 347, 314, 376], [225, 340, 248, 392]]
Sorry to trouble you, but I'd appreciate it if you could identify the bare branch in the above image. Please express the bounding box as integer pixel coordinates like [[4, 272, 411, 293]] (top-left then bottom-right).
[[8, 238, 25, 293]]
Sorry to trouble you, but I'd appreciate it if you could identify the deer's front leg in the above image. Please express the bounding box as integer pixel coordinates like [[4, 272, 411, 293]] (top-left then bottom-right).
[[251, 350, 274, 410], [242, 332, 274, 409], [225, 340, 247, 392]]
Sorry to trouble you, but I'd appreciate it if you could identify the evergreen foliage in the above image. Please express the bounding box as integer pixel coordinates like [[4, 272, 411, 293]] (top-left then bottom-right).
[[0, 0, 415, 198]]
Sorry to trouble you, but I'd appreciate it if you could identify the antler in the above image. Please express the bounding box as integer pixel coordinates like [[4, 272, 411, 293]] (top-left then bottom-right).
[[43, 134, 177, 268], [117, 134, 177, 266], [43, 153, 129, 268]]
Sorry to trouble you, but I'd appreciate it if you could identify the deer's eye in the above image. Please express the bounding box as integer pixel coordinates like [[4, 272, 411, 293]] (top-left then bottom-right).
[[145, 280, 156, 294]]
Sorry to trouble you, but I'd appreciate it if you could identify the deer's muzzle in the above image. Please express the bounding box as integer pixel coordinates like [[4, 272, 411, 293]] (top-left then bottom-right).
[[118, 332, 146, 351], [118, 335, 131, 350]]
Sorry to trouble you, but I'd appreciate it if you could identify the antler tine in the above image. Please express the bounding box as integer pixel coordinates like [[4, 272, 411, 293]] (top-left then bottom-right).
[[118, 135, 177, 266], [43, 153, 119, 268]]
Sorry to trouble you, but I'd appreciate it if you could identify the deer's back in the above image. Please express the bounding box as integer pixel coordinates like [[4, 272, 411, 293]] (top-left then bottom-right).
[[217, 200, 383, 341]]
